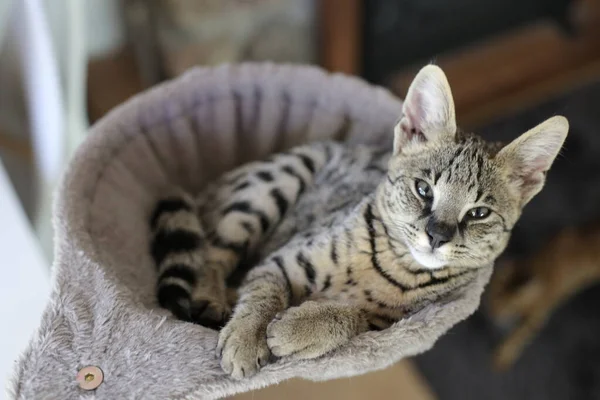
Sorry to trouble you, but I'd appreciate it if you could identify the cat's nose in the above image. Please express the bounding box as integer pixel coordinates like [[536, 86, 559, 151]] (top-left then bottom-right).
[[425, 218, 455, 249]]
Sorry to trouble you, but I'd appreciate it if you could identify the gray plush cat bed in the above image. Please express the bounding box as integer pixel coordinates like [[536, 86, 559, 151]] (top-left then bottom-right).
[[10, 63, 492, 399]]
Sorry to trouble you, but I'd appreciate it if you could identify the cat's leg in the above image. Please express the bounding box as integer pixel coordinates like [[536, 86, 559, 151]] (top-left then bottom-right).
[[217, 259, 293, 379], [197, 144, 333, 326], [265, 300, 369, 360], [150, 189, 229, 328], [152, 144, 333, 328]]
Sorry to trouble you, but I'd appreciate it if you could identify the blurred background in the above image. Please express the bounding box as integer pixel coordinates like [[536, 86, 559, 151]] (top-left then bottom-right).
[[1, 0, 599, 399]]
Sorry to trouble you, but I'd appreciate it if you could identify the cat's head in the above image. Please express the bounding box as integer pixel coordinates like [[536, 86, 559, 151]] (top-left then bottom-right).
[[379, 64, 568, 270]]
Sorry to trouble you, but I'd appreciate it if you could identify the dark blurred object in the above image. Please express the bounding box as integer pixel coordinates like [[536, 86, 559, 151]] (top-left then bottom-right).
[[415, 79, 600, 400], [388, 0, 600, 129], [489, 226, 600, 371], [363, 0, 576, 85], [321, 0, 600, 130]]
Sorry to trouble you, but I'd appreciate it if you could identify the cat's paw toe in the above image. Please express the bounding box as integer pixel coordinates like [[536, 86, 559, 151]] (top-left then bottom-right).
[[266, 308, 324, 359], [217, 317, 271, 379]]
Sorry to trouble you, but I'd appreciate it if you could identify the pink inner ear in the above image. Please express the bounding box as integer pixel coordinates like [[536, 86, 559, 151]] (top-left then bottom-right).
[[517, 170, 543, 189], [513, 154, 549, 191], [525, 153, 550, 176], [402, 93, 427, 143], [406, 90, 425, 128], [400, 117, 425, 143]]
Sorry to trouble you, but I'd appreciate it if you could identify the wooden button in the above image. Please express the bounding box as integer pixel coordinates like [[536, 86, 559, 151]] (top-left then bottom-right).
[[76, 366, 103, 390]]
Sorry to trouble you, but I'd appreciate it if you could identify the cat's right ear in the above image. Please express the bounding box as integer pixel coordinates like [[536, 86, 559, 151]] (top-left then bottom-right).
[[497, 115, 569, 207], [393, 64, 457, 155]]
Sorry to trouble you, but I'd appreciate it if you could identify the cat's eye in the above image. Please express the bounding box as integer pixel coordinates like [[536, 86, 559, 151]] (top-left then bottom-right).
[[467, 207, 491, 220], [415, 179, 433, 199]]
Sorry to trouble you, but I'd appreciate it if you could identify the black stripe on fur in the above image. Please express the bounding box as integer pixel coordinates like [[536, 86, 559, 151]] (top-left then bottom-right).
[[330, 238, 339, 265], [296, 153, 316, 173], [232, 180, 251, 192], [296, 252, 316, 284], [150, 197, 193, 230], [151, 229, 202, 266], [322, 274, 332, 291], [221, 201, 270, 233], [256, 171, 274, 182], [158, 264, 197, 286], [364, 203, 410, 291], [281, 165, 306, 195], [270, 188, 289, 218], [273, 256, 293, 306], [157, 283, 191, 321]]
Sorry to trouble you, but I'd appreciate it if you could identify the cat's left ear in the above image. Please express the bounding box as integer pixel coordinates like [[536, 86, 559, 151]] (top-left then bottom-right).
[[393, 64, 457, 155], [497, 115, 569, 206]]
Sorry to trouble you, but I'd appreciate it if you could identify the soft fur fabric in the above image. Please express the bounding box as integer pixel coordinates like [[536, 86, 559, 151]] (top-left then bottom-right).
[[9, 63, 492, 399]]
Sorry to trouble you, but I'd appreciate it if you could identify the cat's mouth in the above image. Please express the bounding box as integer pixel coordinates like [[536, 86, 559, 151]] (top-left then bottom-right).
[[407, 245, 448, 270]]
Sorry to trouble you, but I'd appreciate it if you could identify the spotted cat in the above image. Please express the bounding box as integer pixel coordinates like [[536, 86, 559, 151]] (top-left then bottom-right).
[[149, 65, 569, 379]]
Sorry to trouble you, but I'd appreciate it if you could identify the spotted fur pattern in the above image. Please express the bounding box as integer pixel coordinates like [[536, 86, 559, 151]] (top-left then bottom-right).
[[149, 65, 569, 379]]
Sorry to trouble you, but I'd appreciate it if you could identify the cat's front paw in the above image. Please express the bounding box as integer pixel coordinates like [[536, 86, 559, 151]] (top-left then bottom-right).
[[266, 301, 343, 360], [216, 313, 271, 379]]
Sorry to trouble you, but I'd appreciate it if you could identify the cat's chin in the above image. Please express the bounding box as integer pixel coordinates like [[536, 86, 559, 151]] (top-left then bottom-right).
[[408, 246, 447, 270]]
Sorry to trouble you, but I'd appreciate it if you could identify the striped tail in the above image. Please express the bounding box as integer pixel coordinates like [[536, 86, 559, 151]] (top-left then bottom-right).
[[149, 190, 205, 322]]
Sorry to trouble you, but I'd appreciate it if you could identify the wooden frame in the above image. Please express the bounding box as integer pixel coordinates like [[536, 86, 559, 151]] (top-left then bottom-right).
[[319, 0, 363, 75]]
